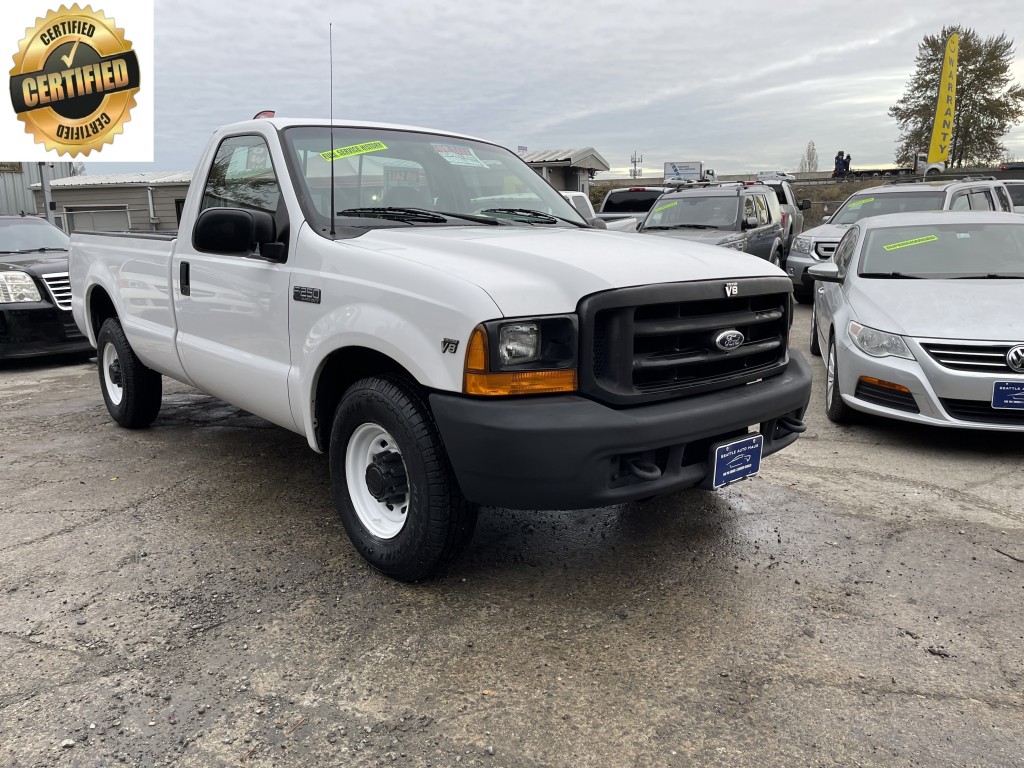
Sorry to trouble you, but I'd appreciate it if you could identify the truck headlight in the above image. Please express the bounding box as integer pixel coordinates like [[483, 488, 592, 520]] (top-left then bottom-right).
[[0, 271, 42, 303], [848, 321, 914, 360], [790, 236, 811, 254], [464, 315, 578, 395]]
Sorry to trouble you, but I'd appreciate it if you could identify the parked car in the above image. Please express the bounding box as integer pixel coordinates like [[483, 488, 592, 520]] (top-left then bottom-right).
[[1003, 180, 1024, 213], [787, 177, 1016, 302], [596, 186, 674, 225], [559, 191, 638, 231], [757, 170, 796, 182], [997, 161, 1024, 171], [759, 179, 811, 256], [807, 211, 1024, 430], [636, 183, 785, 265], [1, 215, 93, 361]]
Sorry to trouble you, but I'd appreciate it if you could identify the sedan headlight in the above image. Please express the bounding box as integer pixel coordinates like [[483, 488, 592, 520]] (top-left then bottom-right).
[[790, 236, 811, 255], [0, 271, 42, 303], [465, 316, 578, 395], [848, 321, 914, 360]]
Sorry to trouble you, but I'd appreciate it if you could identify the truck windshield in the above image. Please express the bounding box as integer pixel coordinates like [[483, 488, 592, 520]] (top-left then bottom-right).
[[281, 127, 588, 233], [832, 191, 945, 225]]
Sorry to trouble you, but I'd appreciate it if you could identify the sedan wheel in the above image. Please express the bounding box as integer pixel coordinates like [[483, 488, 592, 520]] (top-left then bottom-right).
[[825, 337, 853, 424], [808, 302, 821, 357]]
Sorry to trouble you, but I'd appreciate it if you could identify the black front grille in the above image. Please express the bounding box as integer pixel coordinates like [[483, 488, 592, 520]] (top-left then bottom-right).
[[579, 277, 792, 406], [920, 341, 1018, 374], [854, 380, 919, 413], [940, 398, 1024, 425]]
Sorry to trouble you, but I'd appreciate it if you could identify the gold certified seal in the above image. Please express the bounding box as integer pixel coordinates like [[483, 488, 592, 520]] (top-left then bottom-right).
[[9, 4, 140, 157]]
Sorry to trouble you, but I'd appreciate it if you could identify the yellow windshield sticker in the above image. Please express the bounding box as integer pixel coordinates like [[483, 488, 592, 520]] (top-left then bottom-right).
[[320, 140, 388, 161], [848, 197, 874, 208], [654, 201, 678, 212], [883, 234, 938, 251]]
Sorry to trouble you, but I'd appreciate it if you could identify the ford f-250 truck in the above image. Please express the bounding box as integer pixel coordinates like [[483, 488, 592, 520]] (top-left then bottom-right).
[[70, 117, 811, 581]]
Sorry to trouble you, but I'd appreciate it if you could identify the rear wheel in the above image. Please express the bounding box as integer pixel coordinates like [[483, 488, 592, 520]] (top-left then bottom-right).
[[825, 336, 853, 424], [329, 376, 477, 581], [96, 318, 162, 428], [769, 249, 781, 268]]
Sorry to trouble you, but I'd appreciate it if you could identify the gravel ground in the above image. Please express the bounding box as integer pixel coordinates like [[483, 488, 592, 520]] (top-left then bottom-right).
[[1, 305, 1022, 768]]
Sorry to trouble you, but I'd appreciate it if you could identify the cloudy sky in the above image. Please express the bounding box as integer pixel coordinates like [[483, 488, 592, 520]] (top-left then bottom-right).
[[96, 0, 1024, 177]]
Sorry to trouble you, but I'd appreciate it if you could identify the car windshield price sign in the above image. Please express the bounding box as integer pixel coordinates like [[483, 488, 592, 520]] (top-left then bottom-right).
[[708, 434, 763, 488]]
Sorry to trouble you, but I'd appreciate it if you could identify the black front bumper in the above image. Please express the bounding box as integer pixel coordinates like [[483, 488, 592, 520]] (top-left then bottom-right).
[[431, 351, 812, 510], [0, 304, 93, 360]]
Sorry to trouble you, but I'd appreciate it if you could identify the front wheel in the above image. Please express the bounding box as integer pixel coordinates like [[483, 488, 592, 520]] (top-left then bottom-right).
[[96, 318, 162, 428], [825, 336, 853, 424], [808, 301, 821, 357], [329, 376, 477, 581]]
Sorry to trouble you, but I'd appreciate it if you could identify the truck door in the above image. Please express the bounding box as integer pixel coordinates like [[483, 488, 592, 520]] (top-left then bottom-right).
[[171, 133, 298, 432], [751, 194, 773, 260]]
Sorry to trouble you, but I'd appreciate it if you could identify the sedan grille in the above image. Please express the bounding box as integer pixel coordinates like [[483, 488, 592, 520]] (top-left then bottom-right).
[[41, 272, 73, 310], [579, 277, 792, 406], [919, 341, 1018, 374]]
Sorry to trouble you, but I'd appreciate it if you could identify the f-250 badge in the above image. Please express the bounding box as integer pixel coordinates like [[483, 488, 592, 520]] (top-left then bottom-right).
[[441, 338, 459, 354], [9, 4, 141, 156]]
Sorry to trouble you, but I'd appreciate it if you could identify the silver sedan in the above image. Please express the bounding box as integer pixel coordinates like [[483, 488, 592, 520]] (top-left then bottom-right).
[[807, 211, 1024, 431]]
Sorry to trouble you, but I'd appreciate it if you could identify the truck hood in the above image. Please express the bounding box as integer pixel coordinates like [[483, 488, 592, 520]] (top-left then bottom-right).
[[850, 279, 1024, 339], [639, 229, 737, 246], [350, 227, 784, 316], [801, 222, 850, 243]]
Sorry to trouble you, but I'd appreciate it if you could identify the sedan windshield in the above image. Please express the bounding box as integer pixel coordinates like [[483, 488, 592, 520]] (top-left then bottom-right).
[[832, 191, 945, 225], [859, 222, 1024, 278], [0, 217, 70, 252], [281, 127, 587, 233], [640, 196, 738, 230]]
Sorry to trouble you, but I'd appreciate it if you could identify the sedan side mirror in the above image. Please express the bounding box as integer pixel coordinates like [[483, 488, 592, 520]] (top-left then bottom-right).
[[820, 215, 832, 224], [807, 262, 842, 283], [799, 199, 811, 210]]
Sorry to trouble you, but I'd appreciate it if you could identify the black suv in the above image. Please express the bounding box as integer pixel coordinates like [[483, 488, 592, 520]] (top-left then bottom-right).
[[636, 183, 785, 265]]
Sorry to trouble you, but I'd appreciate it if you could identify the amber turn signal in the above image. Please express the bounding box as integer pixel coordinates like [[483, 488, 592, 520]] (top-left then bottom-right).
[[463, 325, 577, 395], [858, 376, 911, 393]]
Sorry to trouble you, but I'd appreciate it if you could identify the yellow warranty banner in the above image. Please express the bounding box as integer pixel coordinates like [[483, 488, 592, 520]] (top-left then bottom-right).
[[927, 33, 959, 165]]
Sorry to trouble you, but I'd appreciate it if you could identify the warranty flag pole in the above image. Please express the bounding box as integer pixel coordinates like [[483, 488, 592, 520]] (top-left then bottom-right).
[[927, 33, 959, 166]]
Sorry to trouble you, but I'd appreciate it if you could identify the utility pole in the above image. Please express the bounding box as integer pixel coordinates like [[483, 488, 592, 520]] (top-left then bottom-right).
[[629, 151, 643, 179]]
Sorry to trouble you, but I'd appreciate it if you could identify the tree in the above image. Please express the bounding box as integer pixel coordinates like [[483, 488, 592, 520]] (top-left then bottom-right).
[[797, 140, 818, 173], [888, 26, 1024, 168]]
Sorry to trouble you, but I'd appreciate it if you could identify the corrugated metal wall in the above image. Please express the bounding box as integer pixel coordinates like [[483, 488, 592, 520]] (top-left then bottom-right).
[[0, 162, 76, 216]]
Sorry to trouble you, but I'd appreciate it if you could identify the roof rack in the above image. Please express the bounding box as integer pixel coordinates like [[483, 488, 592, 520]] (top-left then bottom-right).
[[957, 175, 997, 182]]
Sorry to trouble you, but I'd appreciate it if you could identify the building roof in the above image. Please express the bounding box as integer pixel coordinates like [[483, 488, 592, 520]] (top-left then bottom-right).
[[520, 148, 609, 172], [31, 171, 193, 189]]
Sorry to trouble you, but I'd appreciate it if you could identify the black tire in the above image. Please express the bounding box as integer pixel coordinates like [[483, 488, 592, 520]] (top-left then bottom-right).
[[96, 318, 162, 429], [808, 301, 821, 357], [825, 336, 853, 424], [329, 376, 477, 581], [768, 249, 781, 268], [794, 289, 813, 305]]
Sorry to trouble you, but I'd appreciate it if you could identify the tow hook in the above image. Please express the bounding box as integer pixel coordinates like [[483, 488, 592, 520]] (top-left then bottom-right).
[[777, 414, 807, 434], [626, 457, 662, 481]]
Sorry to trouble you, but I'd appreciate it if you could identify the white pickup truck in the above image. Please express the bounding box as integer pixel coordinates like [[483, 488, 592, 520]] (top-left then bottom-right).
[[70, 117, 811, 580], [559, 191, 638, 232]]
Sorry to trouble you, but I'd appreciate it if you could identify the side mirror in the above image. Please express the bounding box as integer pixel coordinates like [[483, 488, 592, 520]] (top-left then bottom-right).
[[799, 199, 811, 210], [744, 216, 759, 229], [820, 215, 832, 224], [193, 208, 284, 261], [588, 217, 608, 230], [807, 262, 842, 283]]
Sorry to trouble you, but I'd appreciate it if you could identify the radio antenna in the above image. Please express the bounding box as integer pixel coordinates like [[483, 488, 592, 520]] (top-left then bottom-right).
[[329, 22, 336, 236]]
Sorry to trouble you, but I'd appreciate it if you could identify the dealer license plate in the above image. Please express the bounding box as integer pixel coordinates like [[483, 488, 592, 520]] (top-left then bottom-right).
[[992, 381, 1024, 410], [709, 434, 763, 488]]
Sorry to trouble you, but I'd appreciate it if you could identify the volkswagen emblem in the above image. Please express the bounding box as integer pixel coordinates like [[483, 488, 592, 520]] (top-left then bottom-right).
[[1008, 345, 1024, 373], [715, 330, 745, 351]]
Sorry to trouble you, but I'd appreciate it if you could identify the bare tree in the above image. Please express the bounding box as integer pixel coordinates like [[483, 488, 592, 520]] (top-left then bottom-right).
[[797, 140, 818, 173]]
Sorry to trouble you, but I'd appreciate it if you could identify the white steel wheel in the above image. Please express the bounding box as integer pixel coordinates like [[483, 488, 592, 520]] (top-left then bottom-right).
[[345, 422, 410, 540], [102, 341, 124, 406]]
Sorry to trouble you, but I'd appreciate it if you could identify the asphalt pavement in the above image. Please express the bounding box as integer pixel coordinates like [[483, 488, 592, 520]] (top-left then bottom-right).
[[1, 304, 1022, 767]]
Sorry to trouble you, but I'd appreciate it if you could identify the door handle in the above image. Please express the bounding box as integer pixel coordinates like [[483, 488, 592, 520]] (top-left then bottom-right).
[[179, 261, 190, 296], [817, 286, 825, 294]]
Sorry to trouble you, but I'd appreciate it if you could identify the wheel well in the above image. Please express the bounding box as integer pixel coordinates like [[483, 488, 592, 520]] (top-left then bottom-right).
[[313, 347, 419, 451], [88, 287, 117, 339]]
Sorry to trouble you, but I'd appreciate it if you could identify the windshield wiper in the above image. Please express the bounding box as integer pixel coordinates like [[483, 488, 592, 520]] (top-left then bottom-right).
[[643, 223, 719, 230], [858, 272, 923, 279], [476, 208, 585, 227], [337, 207, 448, 224], [947, 273, 1021, 279]]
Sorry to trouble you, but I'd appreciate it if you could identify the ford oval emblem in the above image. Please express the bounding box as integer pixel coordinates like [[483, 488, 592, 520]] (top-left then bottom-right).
[[715, 330, 745, 351]]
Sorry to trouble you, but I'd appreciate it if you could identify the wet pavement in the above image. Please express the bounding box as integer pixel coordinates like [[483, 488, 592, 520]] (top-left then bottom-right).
[[1, 306, 1022, 767]]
